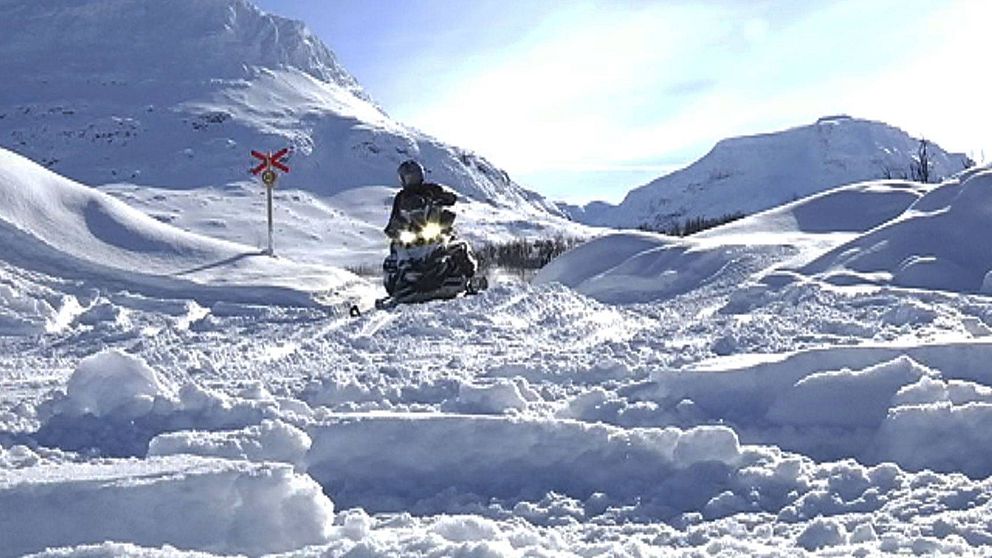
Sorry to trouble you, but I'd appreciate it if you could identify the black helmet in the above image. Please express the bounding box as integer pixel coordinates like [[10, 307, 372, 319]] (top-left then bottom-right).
[[398, 159, 425, 188]]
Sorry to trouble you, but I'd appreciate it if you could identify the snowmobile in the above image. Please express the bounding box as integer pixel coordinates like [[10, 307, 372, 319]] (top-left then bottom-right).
[[378, 201, 487, 310]]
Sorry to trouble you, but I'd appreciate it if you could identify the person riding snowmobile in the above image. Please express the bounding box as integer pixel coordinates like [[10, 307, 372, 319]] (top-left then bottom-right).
[[381, 160, 480, 302]]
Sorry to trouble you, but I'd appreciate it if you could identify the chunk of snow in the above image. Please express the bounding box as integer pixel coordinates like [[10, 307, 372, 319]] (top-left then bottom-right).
[[338, 508, 374, 541], [432, 516, 503, 543], [306, 412, 743, 514], [34, 354, 292, 457], [873, 401, 992, 477], [453, 379, 529, 414], [796, 517, 848, 550], [766, 356, 936, 427], [65, 349, 174, 419], [148, 419, 311, 469], [0, 455, 333, 557]]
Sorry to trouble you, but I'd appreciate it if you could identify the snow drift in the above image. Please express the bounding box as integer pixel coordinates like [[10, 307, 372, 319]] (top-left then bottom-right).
[[0, 147, 367, 306], [803, 167, 992, 293], [0, 455, 333, 557], [537, 178, 928, 303]]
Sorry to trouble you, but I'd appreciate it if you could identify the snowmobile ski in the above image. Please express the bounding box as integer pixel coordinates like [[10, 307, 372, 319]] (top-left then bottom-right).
[[465, 275, 488, 295]]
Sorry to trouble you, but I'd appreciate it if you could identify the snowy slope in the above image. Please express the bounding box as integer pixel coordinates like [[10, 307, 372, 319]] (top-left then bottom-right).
[[802, 166, 992, 292], [0, 147, 368, 306], [0, 0, 560, 215], [571, 116, 971, 230], [537, 178, 929, 303], [97, 183, 601, 269]]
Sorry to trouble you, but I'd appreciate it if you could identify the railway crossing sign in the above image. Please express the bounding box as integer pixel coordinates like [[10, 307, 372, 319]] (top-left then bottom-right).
[[250, 148, 290, 178], [249, 148, 291, 256]]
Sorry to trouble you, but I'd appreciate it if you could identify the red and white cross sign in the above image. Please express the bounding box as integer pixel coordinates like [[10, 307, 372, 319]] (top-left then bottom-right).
[[250, 148, 291, 175]]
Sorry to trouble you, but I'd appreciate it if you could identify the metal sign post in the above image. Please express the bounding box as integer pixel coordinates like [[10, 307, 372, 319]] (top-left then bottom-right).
[[249, 149, 290, 257]]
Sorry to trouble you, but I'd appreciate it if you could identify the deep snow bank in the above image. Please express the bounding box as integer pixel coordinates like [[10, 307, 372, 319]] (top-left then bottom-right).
[[536, 179, 932, 303], [618, 340, 992, 476], [306, 412, 745, 514], [34, 349, 293, 456], [803, 167, 992, 293], [0, 454, 333, 557], [0, 147, 367, 306]]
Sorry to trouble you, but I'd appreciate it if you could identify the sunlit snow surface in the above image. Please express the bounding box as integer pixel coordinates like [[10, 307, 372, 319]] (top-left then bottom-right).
[[4, 149, 992, 556], [8, 0, 992, 554]]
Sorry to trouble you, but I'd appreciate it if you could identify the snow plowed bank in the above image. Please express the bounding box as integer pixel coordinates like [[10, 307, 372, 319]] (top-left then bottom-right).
[[0, 454, 333, 557], [306, 412, 743, 515]]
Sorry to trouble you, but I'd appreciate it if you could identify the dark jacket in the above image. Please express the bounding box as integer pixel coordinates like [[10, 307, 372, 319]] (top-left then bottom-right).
[[384, 182, 458, 237]]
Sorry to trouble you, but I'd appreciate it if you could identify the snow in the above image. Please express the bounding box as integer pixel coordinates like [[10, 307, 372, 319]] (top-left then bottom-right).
[[0, 147, 370, 307], [64, 349, 173, 419], [0, 455, 334, 557], [796, 517, 848, 551], [570, 116, 971, 230], [0, 0, 564, 217], [305, 412, 745, 514], [802, 167, 992, 293], [3, 1, 992, 556], [149, 418, 312, 470], [7, 156, 992, 558]]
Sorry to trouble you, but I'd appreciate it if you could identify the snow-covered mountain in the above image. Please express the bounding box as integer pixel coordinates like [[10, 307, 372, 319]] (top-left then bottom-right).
[[0, 0, 559, 215], [567, 116, 972, 230]]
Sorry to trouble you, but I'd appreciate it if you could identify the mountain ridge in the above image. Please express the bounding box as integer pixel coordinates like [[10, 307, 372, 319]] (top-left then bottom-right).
[[0, 0, 561, 216], [564, 116, 972, 230]]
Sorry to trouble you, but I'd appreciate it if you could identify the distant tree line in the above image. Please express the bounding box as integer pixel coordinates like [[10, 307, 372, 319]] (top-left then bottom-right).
[[476, 236, 581, 272], [344, 236, 584, 279], [638, 212, 746, 237]]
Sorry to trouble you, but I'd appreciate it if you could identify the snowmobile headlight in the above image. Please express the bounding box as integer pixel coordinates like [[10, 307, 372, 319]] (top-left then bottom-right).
[[398, 230, 417, 244], [420, 222, 443, 241]]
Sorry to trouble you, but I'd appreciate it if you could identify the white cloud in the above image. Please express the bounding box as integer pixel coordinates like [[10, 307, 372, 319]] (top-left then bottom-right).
[[399, 0, 988, 199]]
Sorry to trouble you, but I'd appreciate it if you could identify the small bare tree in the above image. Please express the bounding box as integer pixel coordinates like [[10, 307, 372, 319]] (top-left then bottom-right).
[[911, 138, 933, 183]]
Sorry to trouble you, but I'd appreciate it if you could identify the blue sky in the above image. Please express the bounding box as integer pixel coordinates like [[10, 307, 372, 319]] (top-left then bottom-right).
[[255, 0, 989, 204]]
